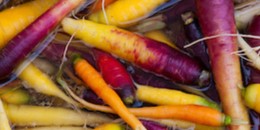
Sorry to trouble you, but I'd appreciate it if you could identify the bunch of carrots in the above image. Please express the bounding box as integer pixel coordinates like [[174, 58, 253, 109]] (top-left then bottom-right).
[[1, 0, 260, 130]]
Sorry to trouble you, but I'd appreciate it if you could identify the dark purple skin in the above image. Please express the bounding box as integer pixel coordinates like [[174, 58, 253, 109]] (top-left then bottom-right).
[[247, 15, 260, 53], [182, 12, 210, 69], [140, 119, 170, 130], [41, 43, 96, 68], [82, 89, 105, 105], [162, 0, 196, 49], [0, 0, 80, 80], [133, 37, 208, 86]]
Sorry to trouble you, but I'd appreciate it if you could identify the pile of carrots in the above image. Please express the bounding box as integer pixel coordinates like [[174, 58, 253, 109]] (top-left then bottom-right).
[[0, 0, 260, 130]]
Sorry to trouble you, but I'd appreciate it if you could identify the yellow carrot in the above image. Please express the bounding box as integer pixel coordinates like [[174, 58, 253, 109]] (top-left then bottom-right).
[[74, 57, 146, 130], [0, 88, 30, 105], [94, 123, 125, 130], [90, 0, 117, 13], [0, 0, 58, 48], [244, 84, 260, 113], [18, 63, 77, 105], [16, 127, 92, 130], [144, 29, 177, 49], [0, 99, 11, 130], [88, 0, 167, 27], [136, 85, 218, 109], [4, 103, 112, 126]]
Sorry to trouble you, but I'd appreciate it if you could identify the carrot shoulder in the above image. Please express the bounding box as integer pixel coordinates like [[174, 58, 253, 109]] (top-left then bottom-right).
[[74, 57, 146, 130], [196, 0, 249, 129]]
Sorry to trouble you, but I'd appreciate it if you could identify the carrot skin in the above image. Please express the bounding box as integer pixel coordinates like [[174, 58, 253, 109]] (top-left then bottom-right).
[[247, 15, 260, 52], [62, 18, 209, 86], [90, 0, 117, 13], [196, 0, 250, 129], [93, 49, 136, 105], [0, 0, 83, 79]]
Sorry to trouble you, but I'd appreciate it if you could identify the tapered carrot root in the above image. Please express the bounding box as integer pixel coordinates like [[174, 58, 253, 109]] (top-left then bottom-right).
[[62, 18, 209, 86], [0, 0, 58, 49], [74, 57, 146, 130], [196, 0, 250, 129], [3, 103, 113, 126]]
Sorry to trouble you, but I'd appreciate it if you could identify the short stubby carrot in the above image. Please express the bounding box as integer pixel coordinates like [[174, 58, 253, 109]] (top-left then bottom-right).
[[74, 57, 146, 130], [62, 18, 209, 86], [89, 0, 167, 27]]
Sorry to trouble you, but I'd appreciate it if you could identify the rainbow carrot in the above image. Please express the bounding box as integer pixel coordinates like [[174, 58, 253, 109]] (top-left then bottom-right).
[[0, 0, 84, 79], [0, 0, 58, 49], [93, 49, 136, 105], [196, 0, 250, 129], [62, 18, 209, 86], [90, 0, 117, 13], [74, 57, 146, 130], [88, 0, 167, 27]]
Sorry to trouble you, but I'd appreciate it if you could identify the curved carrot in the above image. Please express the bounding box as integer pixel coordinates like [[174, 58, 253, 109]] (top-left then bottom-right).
[[74, 57, 146, 130], [90, 0, 117, 13]]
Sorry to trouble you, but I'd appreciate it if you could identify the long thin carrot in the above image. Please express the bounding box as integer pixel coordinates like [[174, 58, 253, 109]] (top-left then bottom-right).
[[90, 0, 117, 13], [0, 0, 58, 49], [18, 63, 77, 105], [74, 57, 146, 130], [62, 18, 209, 86], [196, 0, 250, 129]]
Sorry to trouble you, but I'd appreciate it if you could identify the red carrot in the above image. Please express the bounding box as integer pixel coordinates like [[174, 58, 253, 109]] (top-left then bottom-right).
[[0, 0, 84, 80], [196, 0, 250, 129], [93, 49, 136, 105]]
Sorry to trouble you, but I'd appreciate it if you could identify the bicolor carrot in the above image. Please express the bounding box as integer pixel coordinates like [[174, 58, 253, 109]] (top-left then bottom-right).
[[0, 0, 58, 49], [0, 0, 84, 79], [196, 0, 250, 129], [62, 18, 209, 86], [93, 49, 136, 105], [74, 57, 146, 130]]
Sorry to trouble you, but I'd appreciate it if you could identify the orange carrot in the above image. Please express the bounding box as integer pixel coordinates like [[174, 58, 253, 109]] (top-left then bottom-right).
[[90, 0, 117, 13], [74, 57, 146, 130]]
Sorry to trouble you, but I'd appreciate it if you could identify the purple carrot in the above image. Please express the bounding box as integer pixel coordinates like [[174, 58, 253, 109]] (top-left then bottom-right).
[[181, 11, 210, 69], [140, 119, 169, 130], [82, 89, 105, 105], [0, 0, 84, 80], [92, 49, 136, 105], [247, 15, 260, 53]]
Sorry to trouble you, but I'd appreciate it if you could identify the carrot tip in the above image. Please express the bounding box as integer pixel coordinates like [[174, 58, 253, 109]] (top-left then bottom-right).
[[224, 115, 232, 125], [71, 53, 82, 65], [123, 96, 134, 105], [198, 70, 210, 86]]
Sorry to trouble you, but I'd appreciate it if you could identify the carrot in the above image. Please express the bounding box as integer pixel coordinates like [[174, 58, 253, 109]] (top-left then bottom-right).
[[90, 0, 117, 13], [88, 0, 168, 27], [94, 123, 125, 130], [144, 29, 177, 49], [62, 18, 209, 86], [3, 103, 113, 127], [76, 99, 231, 127], [0, 99, 11, 130], [244, 84, 260, 113], [74, 57, 146, 130], [16, 127, 92, 130], [196, 0, 250, 129], [18, 63, 77, 105], [136, 85, 218, 109], [93, 49, 136, 105], [0, 0, 84, 79], [0, 0, 58, 49], [0, 87, 30, 105]]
